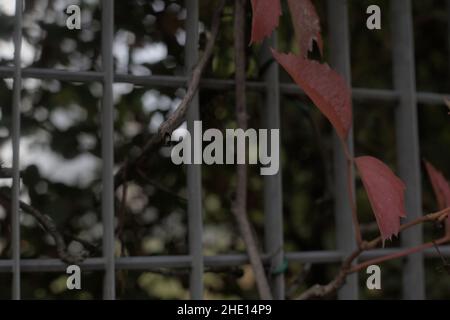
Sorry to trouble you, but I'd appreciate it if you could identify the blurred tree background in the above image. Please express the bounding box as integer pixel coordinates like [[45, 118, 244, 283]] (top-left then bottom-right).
[[0, 0, 449, 299]]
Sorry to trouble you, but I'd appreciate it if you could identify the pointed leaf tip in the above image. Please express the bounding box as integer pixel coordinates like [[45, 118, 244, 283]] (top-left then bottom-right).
[[287, 0, 323, 57], [355, 156, 407, 242], [271, 50, 352, 144], [424, 161, 450, 210], [250, 0, 282, 44], [424, 161, 450, 235]]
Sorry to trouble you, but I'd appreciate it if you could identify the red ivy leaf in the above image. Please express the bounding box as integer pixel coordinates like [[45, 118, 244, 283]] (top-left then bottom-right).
[[271, 50, 352, 144], [287, 0, 323, 57], [424, 161, 450, 234], [425, 161, 450, 210], [250, 0, 282, 44], [355, 156, 407, 242]]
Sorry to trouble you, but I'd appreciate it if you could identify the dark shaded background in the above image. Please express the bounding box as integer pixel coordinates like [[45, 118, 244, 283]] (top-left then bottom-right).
[[0, 0, 449, 299]]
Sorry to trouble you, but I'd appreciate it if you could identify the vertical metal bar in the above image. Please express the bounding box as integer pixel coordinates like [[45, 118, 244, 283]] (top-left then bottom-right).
[[101, 0, 115, 300], [327, 0, 358, 299], [11, 0, 23, 300], [261, 35, 284, 300], [390, 0, 425, 300], [185, 0, 204, 299]]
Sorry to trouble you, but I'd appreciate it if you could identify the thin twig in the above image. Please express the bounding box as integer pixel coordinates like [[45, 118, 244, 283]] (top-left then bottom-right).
[[297, 207, 450, 300], [432, 240, 450, 275], [232, 0, 272, 300], [432, 240, 448, 266], [350, 236, 449, 273], [113, 0, 227, 190], [136, 168, 187, 205], [0, 189, 91, 264], [117, 159, 129, 256]]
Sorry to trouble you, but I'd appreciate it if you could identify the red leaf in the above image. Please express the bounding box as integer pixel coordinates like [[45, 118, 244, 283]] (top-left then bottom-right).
[[271, 50, 352, 144], [355, 156, 407, 242], [424, 161, 450, 210], [424, 161, 450, 234], [250, 0, 282, 44], [287, 0, 323, 57]]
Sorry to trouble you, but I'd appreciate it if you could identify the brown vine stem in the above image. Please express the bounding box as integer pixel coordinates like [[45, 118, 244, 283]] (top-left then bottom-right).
[[0, 189, 89, 264], [350, 236, 449, 273], [297, 207, 450, 300], [232, 0, 272, 300], [135, 168, 187, 205], [113, 0, 227, 190]]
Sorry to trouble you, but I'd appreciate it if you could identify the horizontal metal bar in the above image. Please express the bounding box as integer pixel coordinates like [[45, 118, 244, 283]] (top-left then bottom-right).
[[0, 247, 449, 273], [0, 66, 448, 105], [0, 67, 102, 82], [0, 257, 106, 272], [415, 91, 450, 105]]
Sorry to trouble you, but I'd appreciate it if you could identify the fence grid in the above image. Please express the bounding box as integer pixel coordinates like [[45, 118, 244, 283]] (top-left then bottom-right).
[[1, 0, 449, 300]]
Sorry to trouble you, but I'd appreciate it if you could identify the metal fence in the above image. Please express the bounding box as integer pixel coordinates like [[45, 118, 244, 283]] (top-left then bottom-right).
[[0, 0, 449, 300]]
